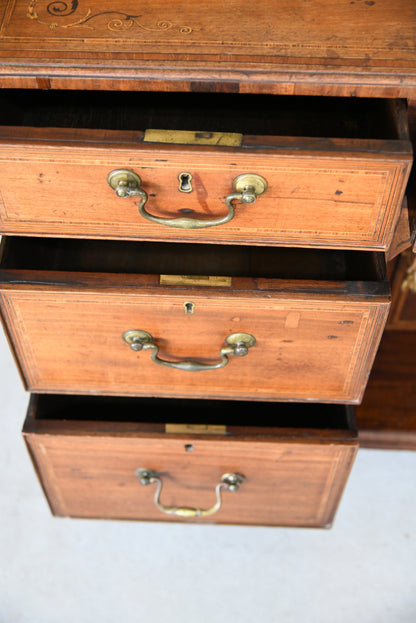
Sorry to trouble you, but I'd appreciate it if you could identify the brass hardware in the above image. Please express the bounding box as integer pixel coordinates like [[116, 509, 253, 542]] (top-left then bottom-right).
[[232, 173, 268, 202], [135, 469, 245, 518], [160, 275, 232, 287], [107, 169, 146, 200], [178, 172, 193, 193], [122, 330, 256, 371], [143, 129, 243, 146], [108, 168, 268, 229], [401, 255, 416, 293], [183, 301, 195, 314], [165, 423, 227, 435]]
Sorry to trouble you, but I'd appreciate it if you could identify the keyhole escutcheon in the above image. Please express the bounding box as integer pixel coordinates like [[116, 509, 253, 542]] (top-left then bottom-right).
[[178, 172, 193, 193], [183, 301, 195, 314]]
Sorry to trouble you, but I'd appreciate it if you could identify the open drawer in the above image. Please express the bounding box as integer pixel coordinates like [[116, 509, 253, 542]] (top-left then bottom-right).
[[23, 395, 358, 527], [0, 236, 390, 403], [0, 90, 411, 251]]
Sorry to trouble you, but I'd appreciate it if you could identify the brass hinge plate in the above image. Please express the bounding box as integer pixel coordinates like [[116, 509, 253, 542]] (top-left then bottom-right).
[[144, 129, 242, 146]]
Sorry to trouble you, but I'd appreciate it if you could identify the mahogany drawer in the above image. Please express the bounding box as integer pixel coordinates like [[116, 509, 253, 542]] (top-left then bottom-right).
[[0, 237, 390, 403], [23, 395, 358, 527], [0, 91, 412, 251]]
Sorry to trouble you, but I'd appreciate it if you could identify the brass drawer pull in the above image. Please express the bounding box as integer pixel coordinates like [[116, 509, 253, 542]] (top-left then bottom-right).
[[108, 170, 268, 229], [135, 469, 245, 518], [122, 330, 256, 371]]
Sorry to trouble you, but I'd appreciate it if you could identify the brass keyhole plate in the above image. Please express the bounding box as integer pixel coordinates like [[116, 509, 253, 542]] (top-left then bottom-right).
[[178, 172, 193, 193]]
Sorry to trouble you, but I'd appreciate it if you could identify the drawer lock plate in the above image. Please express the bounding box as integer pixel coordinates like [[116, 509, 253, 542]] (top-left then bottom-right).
[[143, 129, 243, 146]]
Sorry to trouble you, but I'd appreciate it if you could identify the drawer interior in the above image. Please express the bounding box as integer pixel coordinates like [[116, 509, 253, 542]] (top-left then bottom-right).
[[27, 394, 356, 436], [0, 90, 407, 140], [0, 236, 386, 283]]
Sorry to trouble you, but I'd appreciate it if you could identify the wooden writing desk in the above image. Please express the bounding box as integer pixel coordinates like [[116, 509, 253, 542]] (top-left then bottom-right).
[[0, 0, 414, 526]]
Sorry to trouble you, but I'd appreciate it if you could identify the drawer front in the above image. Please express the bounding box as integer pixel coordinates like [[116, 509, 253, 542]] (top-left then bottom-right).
[[0, 275, 389, 403], [23, 397, 358, 527], [0, 136, 410, 250]]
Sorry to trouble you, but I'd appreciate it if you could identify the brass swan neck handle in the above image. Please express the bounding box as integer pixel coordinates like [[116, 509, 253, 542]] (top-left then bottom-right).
[[108, 170, 268, 229], [123, 330, 256, 372], [136, 469, 245, 518]]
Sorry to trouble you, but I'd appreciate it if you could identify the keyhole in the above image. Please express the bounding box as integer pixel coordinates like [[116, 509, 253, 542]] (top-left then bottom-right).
[[184, 301, 195, 314], [178, 172, 193, 193]]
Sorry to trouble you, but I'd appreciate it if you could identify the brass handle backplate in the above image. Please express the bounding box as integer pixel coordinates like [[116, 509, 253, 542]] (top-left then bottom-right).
[[108, 169, 268, 229], [107, 169, 146, 199], [136, 469, 245, 518], [122, 330, 256, 371]]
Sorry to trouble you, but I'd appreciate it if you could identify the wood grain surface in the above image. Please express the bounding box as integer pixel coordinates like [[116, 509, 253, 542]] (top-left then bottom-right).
[[0, 93, 411, 249], [0, 239, 390, 403], [357, 331, 416, 450], [0, 143, 409, 250], [23, 398, 357, 526], [0, 0, 415, 95]]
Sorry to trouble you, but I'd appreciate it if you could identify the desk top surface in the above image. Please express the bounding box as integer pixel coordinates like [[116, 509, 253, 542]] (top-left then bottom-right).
[[0, 0, 415, 95]]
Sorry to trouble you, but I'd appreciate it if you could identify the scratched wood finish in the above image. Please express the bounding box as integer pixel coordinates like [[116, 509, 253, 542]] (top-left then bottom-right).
[[0, 239, 390, 403], [23, 396, 358, 526], [0, 93, 411, 250], [0, 0, 415, 96]]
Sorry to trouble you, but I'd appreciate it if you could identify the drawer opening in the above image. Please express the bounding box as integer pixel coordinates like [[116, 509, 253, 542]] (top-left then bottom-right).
[[0, 236, 386, 283], [27, 394, 357, 434], [0, 90, 408, 141]]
